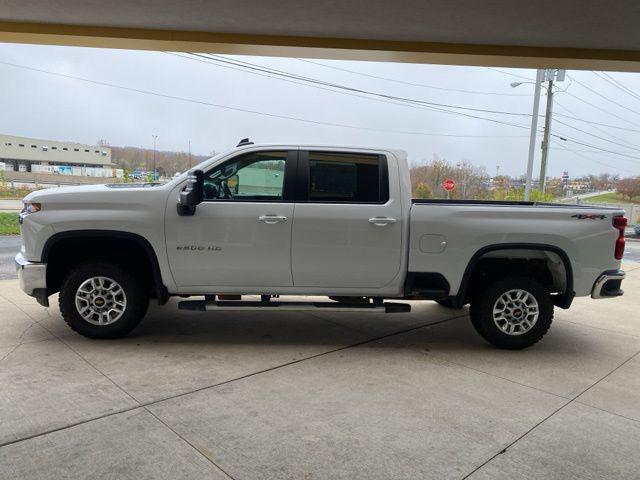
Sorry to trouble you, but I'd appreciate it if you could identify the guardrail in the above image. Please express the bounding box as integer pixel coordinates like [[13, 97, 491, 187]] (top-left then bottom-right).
[[581, 202, 640, 226], [2, 170, 118, 186]]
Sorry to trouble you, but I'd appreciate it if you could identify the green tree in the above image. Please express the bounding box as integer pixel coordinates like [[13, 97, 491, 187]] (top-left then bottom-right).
[[493, 187, 554, 202]]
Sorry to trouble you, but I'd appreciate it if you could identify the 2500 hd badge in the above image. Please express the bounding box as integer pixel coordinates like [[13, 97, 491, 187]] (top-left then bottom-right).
[[176, 245, 222, 251]]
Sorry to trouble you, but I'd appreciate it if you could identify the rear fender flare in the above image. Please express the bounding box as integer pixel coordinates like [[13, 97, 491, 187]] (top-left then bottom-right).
[[454, 243, 574, 309]]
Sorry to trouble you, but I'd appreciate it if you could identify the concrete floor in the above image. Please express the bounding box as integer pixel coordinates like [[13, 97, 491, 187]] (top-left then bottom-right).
[[1, 267, 639, 479]]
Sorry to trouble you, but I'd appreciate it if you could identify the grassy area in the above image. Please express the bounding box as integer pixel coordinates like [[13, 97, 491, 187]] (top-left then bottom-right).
[[583, 192, 640, 205], [0, 212, 20, 235]]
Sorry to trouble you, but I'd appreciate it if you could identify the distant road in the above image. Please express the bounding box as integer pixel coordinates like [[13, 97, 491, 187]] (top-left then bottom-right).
[[0, 199, 22, 212], [560, 191, 609, 203], [625, 236, 640, 264]]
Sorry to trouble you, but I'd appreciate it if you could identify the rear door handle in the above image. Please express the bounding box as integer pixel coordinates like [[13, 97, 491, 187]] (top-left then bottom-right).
[[259, 214, 288, 224], [368, 216, 397, 226]]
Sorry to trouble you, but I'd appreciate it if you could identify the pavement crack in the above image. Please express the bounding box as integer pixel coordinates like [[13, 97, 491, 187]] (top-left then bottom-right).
[[426, 353, 570, 400], [0, 321, 39, 363], [144, 407, 238, 480], [460, 347, 640, 479], [573, 400, 640, 425], [142, 311, 469, 407], [0, 310, 465, 450]]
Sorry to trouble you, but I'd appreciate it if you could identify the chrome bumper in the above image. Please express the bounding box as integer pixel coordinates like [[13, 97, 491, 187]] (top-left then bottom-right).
[[591, 270, 625, 299], [15, 252, 49, 306]]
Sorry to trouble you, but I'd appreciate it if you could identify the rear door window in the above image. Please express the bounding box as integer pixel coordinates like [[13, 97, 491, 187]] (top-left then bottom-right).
[[306, 152, 387, 203]]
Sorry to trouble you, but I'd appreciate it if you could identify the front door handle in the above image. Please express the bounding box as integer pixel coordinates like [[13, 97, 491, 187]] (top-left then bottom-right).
[[368, 216, 397, 226], [259, 214, 288, 224]]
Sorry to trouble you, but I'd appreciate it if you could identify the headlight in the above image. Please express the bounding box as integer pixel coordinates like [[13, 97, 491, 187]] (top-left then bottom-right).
[[21, 202, 42, 215]]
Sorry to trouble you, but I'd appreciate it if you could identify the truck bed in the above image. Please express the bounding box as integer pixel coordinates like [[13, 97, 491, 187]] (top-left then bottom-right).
[[411, 198, 619, 209]]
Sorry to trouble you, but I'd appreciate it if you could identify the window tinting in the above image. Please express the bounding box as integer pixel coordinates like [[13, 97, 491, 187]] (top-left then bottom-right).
[[203, 151, 287, 201], [308, 152, 382, 203]]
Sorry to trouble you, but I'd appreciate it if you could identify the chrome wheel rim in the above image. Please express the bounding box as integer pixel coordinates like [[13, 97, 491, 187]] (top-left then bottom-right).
[[492, 289, 539, 336], [75, 276, 127, 325]]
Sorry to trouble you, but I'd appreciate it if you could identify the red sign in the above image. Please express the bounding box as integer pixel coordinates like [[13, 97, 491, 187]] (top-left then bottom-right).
[[442, 179, 455, 191]]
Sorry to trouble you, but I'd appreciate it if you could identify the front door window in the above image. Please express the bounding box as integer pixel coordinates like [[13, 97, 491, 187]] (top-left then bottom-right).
[[203, 151, 287, 201]]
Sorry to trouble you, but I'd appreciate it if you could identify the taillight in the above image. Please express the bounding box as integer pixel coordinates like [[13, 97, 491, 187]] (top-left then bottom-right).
[[613, 216, 627, 260]]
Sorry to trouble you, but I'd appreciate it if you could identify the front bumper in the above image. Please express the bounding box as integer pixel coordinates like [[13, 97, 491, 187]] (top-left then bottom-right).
[[591, 270, 625, 299], [15, 252, 49, 307]]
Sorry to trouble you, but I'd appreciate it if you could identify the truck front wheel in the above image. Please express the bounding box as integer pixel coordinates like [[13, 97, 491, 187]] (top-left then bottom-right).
[[470, 276, 553, 349], [59, 262, 149, 339]]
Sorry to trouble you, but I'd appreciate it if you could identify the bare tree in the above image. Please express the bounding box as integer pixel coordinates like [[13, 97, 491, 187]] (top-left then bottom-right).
[[616, 177, 640, 200]]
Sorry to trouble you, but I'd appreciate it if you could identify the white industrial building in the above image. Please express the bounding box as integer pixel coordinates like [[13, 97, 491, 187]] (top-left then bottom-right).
[[0, 134, 122, 178]]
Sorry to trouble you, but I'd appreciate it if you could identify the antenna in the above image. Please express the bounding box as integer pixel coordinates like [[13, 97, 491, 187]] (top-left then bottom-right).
[[236, 138, 254, 147]]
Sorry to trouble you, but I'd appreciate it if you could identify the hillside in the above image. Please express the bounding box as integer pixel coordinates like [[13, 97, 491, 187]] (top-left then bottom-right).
[[110, 146, 209, 176]]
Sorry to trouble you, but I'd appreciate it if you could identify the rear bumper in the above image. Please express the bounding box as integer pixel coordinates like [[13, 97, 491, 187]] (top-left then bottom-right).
[[15, 252, 49, 307], [591, 270, 625, 299]]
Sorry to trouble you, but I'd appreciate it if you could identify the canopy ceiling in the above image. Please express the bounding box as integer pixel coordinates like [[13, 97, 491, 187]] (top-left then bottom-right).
[[1, 1, 639, 70]]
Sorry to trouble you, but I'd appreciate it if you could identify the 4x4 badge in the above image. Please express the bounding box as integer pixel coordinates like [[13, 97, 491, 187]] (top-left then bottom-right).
[[571, 214, 606, 220]]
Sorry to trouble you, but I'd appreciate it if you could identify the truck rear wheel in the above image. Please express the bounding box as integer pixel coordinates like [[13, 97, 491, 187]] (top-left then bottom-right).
[[59, 262, 149, 339], [470, 276, 553, 349]]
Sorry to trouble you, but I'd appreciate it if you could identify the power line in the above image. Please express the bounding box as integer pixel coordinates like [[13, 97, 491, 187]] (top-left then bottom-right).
[[166, 52, 466, 119], [193, 54, 640, 146], [602, 72, 640, 100], [294, 58, 531, 96], [553, 134, 640, 163], [592, 71, 640, 102], [553, 145, 636, 174], [180, 53, 640, 163], [0, 59, 528, 140], [553, 111, 640, 134], [568, 73, 640, 119], [175, 53, 640, 143], [485, 67, 534, 81], [554, 102, 640, 151], [171, 52, 538, 132], [554, 118, 640, 153], [185, 53, 533, 118], [562, 91, 640, 129]]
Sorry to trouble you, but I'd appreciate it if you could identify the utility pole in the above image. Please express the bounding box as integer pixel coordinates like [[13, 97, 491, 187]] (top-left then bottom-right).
[[523, 69, 544, 201], [512, 69, 564, 198], [539, 78, 554, 193], [188, 140, 192, 169], [152, 134, 158, 181]]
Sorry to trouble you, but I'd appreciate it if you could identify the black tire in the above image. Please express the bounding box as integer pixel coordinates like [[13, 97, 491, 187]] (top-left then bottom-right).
[[59, 261, 149, 339], [469, 276, 553, 350], [435, 298, 461, 309]]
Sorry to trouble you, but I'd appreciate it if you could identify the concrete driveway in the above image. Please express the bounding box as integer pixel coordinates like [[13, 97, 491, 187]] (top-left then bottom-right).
[[1, 267, 639, 479]]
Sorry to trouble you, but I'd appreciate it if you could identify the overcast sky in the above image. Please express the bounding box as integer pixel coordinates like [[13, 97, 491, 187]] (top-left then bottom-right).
[[1, 42, 639, 177]]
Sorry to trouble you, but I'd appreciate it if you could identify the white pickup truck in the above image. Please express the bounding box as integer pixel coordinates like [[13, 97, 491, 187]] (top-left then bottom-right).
[[16, 142, 628, 349]]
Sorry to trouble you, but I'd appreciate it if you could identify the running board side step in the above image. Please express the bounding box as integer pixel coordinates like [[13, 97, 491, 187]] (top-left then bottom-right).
[[178, 300, 411, 313]]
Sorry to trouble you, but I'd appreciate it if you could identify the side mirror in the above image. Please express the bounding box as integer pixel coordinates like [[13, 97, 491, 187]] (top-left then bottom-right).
[[177, 169, 204, 216]]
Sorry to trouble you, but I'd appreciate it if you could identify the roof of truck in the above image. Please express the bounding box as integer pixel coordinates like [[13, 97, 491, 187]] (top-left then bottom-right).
[[231, 142, 408, 159]]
